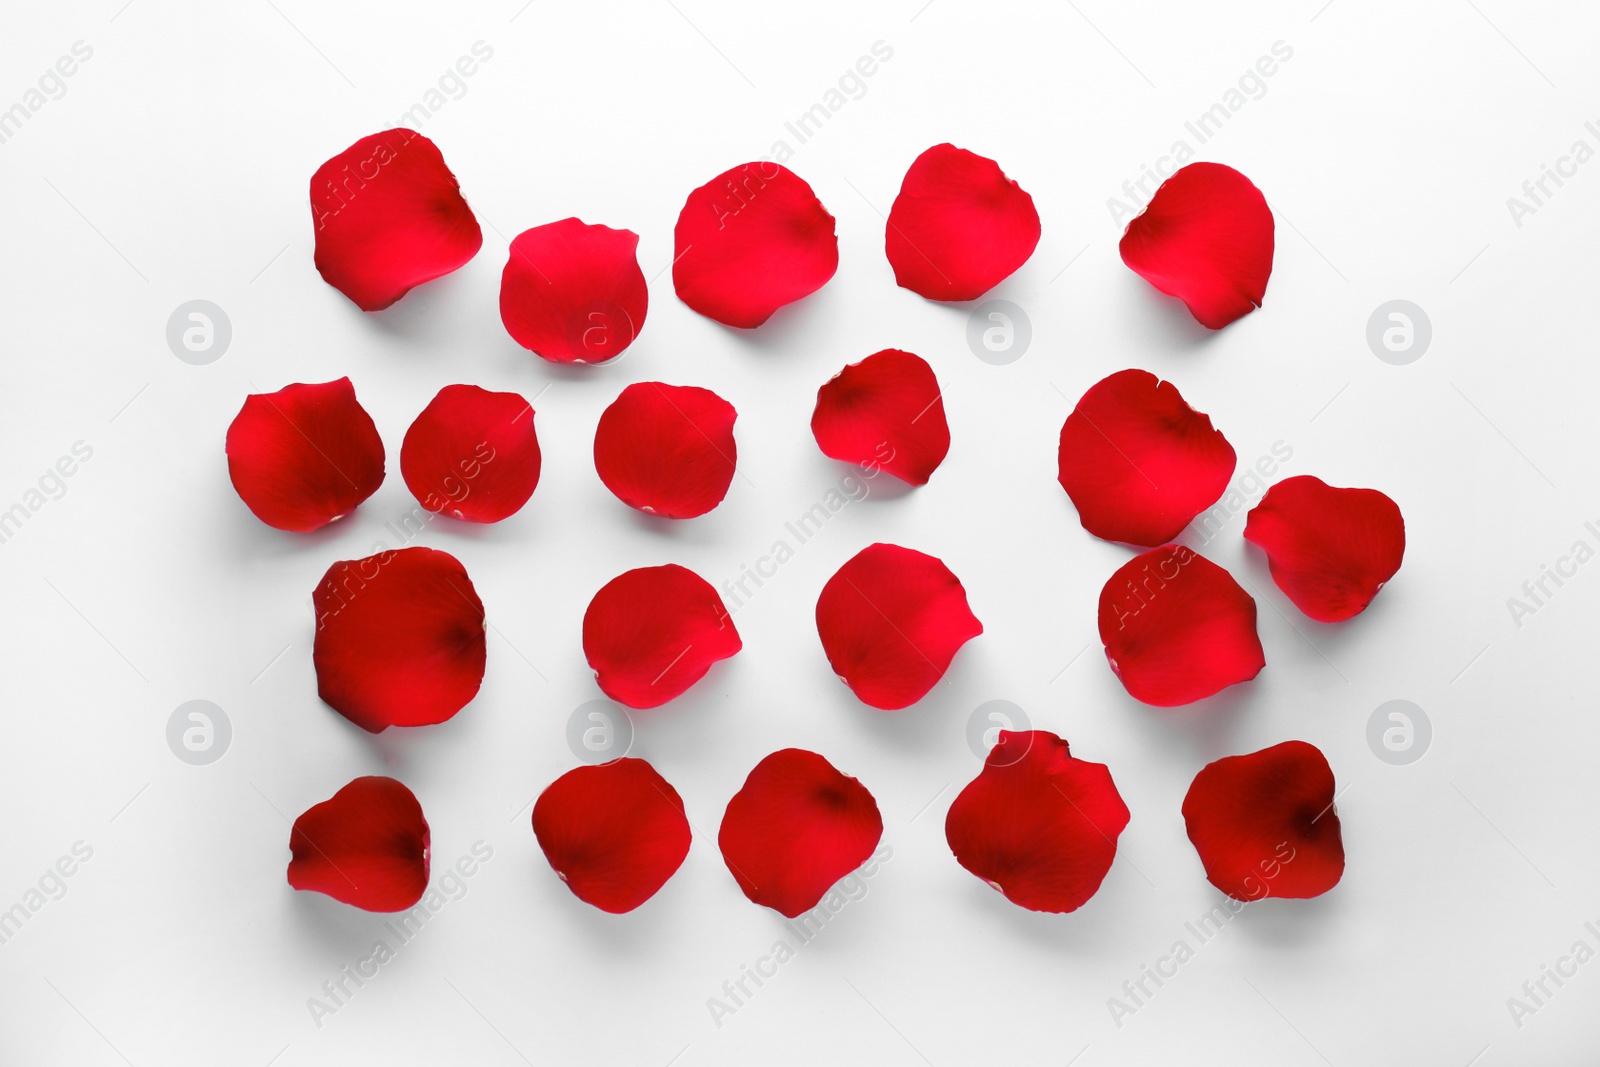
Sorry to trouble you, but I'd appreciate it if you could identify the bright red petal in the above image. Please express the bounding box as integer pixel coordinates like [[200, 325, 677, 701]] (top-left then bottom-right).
[[673, 162, 838, 328], [945, 731, 1129, 913], [583, 564, 741, 709], [288, 776, 430, 912], [885, 144, 1041, 301], [499, 218, 648, 364], [1098, 545, 1264, 707], [718, 749, 883, 918], [1057, 369, 1236, 547], [1119, 162, 1274, 329], [532, 758, 692, 914], [593, 382, 737, 518], [225, 378, 385, 533], [1244, 475, 1405, 622], [816, 543, 982, 710], [313, 547, 487, 731], [1182, 741, 1344, 900], [401, 385, 541, 523], [811, 349, 950, 486], [310, 129, 482, 311]]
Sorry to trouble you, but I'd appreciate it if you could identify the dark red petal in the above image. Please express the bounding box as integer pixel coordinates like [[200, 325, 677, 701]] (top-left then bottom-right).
[[673, 162, 838, 328], [582, 564, 741, 709], [401, 385, 541, 523], [1098, 545, 1264, 707], [593, 382, 737, 518], [288, 776, 430, 912], [225, 378, 385, 533], [815, 543, 982, 710], [310, 129, 483, 311], [718, 749, 883, 918], [945, 731, 1130, 913], [499, 218, 648, 364], [1182, 741, 1344, 900], [532, 758, 692, 914], [1244, 475, 1405, 622], [811, 349, 950, 487], [885, 144, 1041, 301], [1057, 369, 1236, 547], [1119, 162, 1274, 330], [312, 547, 487, 732]]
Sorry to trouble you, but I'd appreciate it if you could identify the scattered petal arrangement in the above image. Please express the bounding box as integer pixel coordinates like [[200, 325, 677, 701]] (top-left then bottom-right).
[[252, 129, 1406, 917]]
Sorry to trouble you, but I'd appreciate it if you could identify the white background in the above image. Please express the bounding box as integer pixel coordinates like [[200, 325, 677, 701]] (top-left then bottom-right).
[[1, 0, 1597, 1063]]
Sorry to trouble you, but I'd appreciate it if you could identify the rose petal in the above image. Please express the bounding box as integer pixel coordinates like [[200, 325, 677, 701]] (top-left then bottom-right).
[[499, 218, 648, 364], [225, 377, 385, 533], [288, 776, 430, 912], [1244, 475, 1405, 622], [811, 349, 950, 486], [673, 162, 838, 328], [1182, 740, 1344, 900], [816, 543, 982, 710], [593, 383, 737, 518], [945, 730, 1130, 913], [401, 384, 541, 523], [717, 749, 883, 918], [885, 144, 1041, 301], [313, 547, 487, 732], [583, 564, 741, 709], [1119, 162, 1274, 329], [310, 129, 482, 311], [1098, 544, 1264, 707], [1057, 369, 1236, 547], [532, 758, 692, 914]]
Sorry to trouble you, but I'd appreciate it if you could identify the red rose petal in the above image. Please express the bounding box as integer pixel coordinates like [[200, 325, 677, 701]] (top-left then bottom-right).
[[816, 543, 982, 710], [288, 776, 430, 912], [499, 218, 648, 364], [673, 162, 839, 328], [1118, 162, 1274, 329], [310, 129, 483, 311], [1182, 740, 1344, 900], [1057, 369, 1236, 547], [1098, 545, 1264, 707], [811, 349, 950, 487], [225, 378, 385, 533], [945, 731, 1130, 913], [401, 384, 541, 523], [593, 382, 737, 518], [583, 564, 741, 709], [532, 758, 692, 914], [1244, 475, 1405, 622], [885, 144, 1041, 301], [718, 749, 883, 918], [313, 547, 487, 732]]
